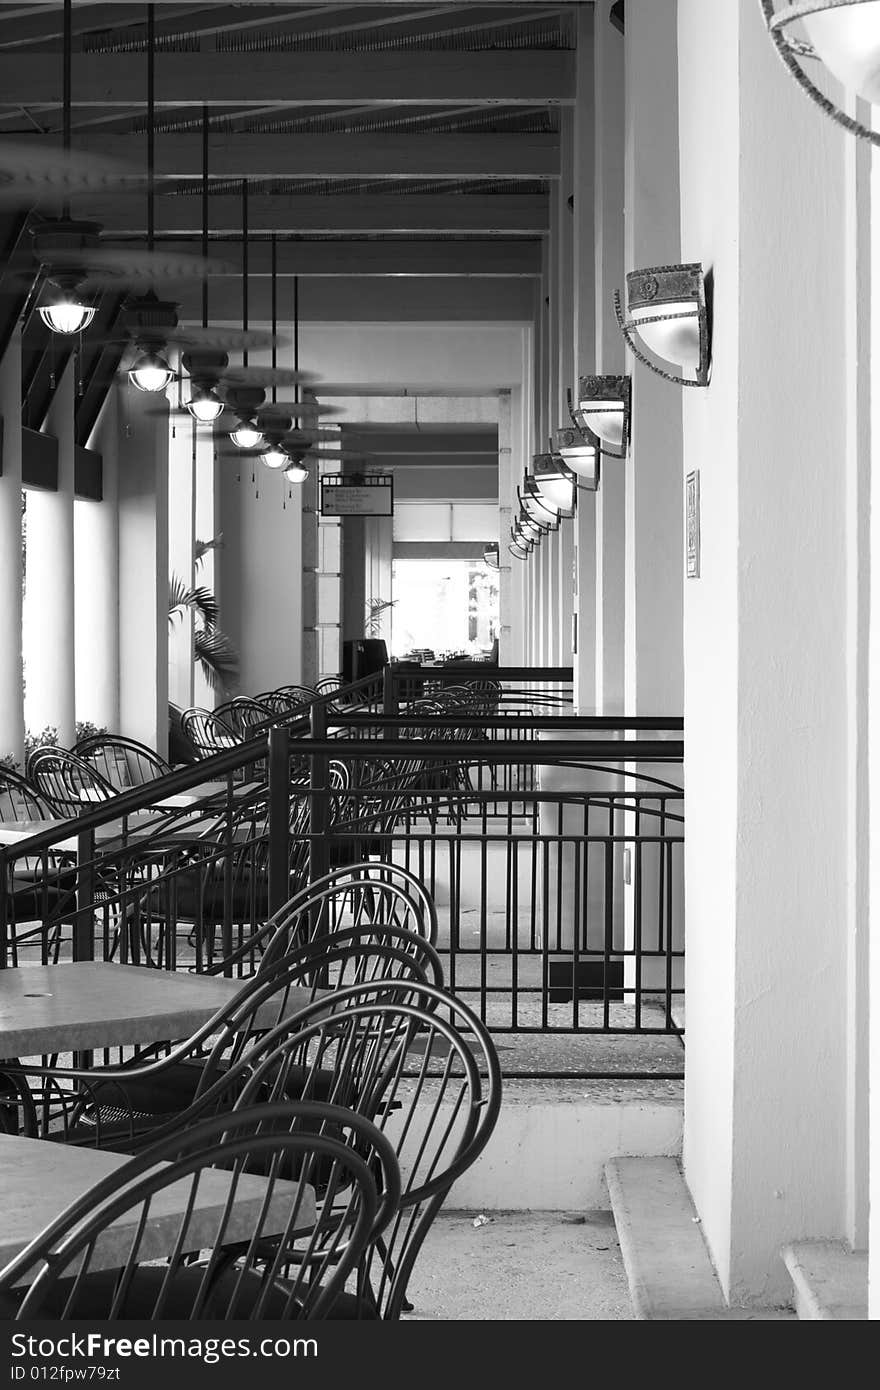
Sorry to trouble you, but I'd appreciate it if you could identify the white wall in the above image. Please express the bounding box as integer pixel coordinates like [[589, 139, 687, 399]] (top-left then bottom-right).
[[679, 0, 850, 1304]]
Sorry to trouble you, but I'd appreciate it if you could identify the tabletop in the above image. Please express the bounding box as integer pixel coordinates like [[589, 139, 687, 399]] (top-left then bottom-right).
[[0, 962, 317, 1057], [0, 1133, 315, 1282]]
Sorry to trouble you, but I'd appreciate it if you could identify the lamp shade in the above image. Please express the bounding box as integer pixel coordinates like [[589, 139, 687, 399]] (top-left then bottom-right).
[[615, 263, 710, 387], [38, 300, 95, 335], [519, 479, 561, 529], [552, 429, 600, 490], [762, 1, 880, 143], [802, 1, 880, 104], [128, 351, 174, 393], [283, 459, 309, 484], [230, 423, 264, 449], [261, 445, 289, 469], [186, 391, 224, 423], [483, 542, 500, 569], [532, 452, 576, 516], [509, 528, 531, 561], [575, 374, 631, 457]]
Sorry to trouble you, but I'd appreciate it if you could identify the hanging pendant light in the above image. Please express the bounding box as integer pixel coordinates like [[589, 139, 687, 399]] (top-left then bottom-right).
[[230, 421, 264, 449], [261, 444, 290, 470], [127, 5, 172, 390], [38, 0, 94, 336], [187, 389, 225, 423], [283, 458, 309, 484]]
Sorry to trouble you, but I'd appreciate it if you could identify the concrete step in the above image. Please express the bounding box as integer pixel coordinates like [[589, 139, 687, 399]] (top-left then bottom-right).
[[782, 1241, 868, 1320], [606, 1157, 795, 1320], [447, 1081, 682, 1211]]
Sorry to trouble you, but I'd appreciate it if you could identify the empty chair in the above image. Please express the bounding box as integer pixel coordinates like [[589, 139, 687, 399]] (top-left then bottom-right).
[[25, 748, 117, 815], [74, 735, 172, 790], [179, 708, 241, 758], [0, 1103, 400, 1321], [208, 860, 439, 980], [2, 928, 441, 1150], [214, 697, 274, 739], [226, 981, 503, 1319], [0, 767, 75, 965]]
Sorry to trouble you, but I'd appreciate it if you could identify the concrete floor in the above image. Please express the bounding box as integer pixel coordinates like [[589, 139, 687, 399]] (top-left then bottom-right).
[[404, 1210, 635, 1321]]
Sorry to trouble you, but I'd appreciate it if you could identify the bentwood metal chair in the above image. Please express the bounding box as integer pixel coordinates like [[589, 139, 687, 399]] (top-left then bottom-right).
[[74, 735, 172, 789], [225, 981, 503, 1319], [179, 707, 241, 758], [0, 1103, 400, 1321], [25, 748, 117, 815], [1, 930, 437, 1151], [0, 766, 76, 965]]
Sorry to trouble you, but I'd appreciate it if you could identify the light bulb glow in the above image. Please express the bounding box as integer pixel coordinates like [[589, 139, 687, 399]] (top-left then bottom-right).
[[630, 301, 701, 372], [283, 460, 309, 484], [128, 352, 174, 393], [261, 445, 289, 470], [230, 424, 264, 449], [802, 1, 880, 105], [535, 476, 575, 512], [38, 300, 96, 335], [186, 392, 224, 423], [577, 400, 625, 447]]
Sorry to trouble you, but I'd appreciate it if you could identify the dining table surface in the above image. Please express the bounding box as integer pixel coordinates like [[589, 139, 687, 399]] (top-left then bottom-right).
[[0, 1132, 316, 1283], [0, 961, 319, 1058]]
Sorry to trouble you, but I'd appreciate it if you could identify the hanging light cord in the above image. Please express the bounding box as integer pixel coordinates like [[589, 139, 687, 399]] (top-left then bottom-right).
[[201, 103, 209, 329], [61, 0, 71, 220], [147, 3, 154, 253], [271, 233, 277, 405], [241, 178, 248, 367]]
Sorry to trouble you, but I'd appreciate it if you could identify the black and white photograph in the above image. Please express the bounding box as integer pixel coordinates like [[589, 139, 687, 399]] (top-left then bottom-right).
[[0, 0, 877, 1355]]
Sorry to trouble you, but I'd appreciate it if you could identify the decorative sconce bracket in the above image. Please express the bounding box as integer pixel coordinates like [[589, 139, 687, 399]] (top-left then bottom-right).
[[614, 262, 711, 388], [570, 376, 631, 459], [761, 0, 880, 146]]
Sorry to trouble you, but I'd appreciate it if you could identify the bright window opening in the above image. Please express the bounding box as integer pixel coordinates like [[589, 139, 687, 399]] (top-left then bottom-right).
[[391, 559, 499, 661]]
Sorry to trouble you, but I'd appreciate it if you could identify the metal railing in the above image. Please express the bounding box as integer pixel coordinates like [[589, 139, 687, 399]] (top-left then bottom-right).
[[0, 667, 684, 1078]]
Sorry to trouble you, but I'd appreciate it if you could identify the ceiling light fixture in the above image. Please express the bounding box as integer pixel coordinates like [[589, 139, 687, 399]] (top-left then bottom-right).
[[261, 444, 290, 470], [128, 349, 174, 394], [761, 1, 880, 143], [571, 376, 631, 457], [615, 263, 711, 387], [230, 422, 264, 450], [38, 298, 96, 336], [186, 389, 224, 424], [283, 458, 309, 484]]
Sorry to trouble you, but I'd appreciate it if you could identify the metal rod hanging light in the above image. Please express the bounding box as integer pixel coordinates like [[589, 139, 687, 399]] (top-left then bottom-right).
[[128, 5, 174, 392], [185, 105, 224, 423]]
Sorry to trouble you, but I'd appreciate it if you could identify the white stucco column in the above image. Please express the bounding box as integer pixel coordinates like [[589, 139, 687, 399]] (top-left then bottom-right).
[[24, 360, 76, 747], [74, 389, 120, 733], [117, 385, 169, 755], [572, 0, 597, 709], [593, 0, 626, 714], [867, 88, 880, 1325], [624, 0, 683, 719], [679, 0, 851, 1305], [0, 329, 24, 764]]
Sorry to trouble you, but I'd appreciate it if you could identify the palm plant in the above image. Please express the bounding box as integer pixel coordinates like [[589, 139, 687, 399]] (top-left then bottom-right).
[[168, 537, 238, 689]]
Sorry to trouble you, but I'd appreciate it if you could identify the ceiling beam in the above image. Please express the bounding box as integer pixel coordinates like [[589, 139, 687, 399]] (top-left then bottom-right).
[[173, 276, 534, 321], [77, 193, 550, 235], [107, 237, 541, 276], [339, 430, 497, 454], [22, 132, 560, 178], [0, 51, 574, 105]]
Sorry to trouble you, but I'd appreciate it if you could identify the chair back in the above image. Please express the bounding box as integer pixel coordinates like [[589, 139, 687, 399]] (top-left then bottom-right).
[[2, 1103, 399, 1321], [214, 697, 274, 738], [26, 748, 117, 814], [74, 735, 172, 789], [227, 981, 502, 1319], [0, 766, 52, 821], [179, 708, 240, 757]]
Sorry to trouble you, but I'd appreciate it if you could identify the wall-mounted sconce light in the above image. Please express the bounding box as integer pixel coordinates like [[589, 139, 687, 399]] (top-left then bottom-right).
[[532, 452, 577, 515], [519, 476, 563, 529], [509, 526, 532, 561], [571, 377, 631, 458], [761, 1, 880, 144], [483, 542, 500, 569], [614, 263, 710, 387], [552, 428, 600, 490], [518, 512, 547, 543]]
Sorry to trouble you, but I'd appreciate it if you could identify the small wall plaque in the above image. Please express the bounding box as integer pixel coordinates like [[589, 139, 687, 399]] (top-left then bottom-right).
[[686, 469, 700, 578]]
